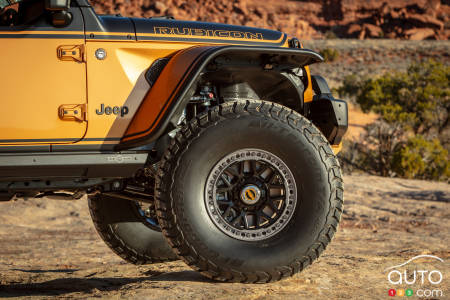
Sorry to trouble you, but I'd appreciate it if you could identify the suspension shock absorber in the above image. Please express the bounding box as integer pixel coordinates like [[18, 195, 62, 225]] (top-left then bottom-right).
[[186, 84, 218, 120]]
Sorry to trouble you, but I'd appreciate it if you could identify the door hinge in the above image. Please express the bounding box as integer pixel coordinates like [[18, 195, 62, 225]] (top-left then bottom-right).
[[58, 104, 87, 122], [57, 45, 85, 62]]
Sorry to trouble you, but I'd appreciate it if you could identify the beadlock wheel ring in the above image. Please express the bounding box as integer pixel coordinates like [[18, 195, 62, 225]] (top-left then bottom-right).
[[205, 148, 297, 241]]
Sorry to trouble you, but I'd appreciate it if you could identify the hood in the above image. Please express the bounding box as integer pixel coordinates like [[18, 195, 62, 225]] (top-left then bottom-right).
[[131, 17, 287, 47]]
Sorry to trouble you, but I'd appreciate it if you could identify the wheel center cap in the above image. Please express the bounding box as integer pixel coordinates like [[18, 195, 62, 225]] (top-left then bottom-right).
[[240, 185, 261, 205]]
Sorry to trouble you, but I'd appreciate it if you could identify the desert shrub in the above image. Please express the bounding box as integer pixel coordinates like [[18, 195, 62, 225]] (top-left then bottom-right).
[[319, 48, 339, 62], [324, 30, 337, 39], [339, 60, 449, 137], [337, 140, 361, 174], [338, 60, 450, 181], [339, 120, 404, 177], [391, 136, 450, 181]]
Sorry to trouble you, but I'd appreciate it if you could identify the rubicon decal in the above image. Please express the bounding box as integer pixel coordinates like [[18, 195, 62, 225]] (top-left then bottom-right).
[[153, 26, 264, 40], [96, 104, 129, 117]]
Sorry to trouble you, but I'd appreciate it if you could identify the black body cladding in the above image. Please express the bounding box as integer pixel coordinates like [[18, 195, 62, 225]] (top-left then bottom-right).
[[145, 58, 170, 87], [307, 75, 348, 145], [81, 6, 135, 40]]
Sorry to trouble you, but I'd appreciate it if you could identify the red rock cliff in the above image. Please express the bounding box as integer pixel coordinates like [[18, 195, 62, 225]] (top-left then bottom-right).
[[90, 0, 449, 40]]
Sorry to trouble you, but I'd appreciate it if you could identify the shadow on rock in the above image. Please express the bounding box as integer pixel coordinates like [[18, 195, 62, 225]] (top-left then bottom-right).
[[386, 190, 449, 203], [0, 270, 218, 297], [150, 270, 216, 283], [0, 277, 149, 297], [11, 268, 79, 274]]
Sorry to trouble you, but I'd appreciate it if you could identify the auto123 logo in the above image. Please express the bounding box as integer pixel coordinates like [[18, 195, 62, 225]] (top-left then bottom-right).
[[385, 255, 445, 298]]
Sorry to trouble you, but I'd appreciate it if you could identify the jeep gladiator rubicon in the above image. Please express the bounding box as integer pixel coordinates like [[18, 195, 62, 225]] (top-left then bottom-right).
[[0, 0, 348, 282]]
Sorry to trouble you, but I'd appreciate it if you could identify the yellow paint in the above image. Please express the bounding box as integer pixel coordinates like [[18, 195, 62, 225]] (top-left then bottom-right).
[[0, 30, 328, 149], [0, 38, 87, 144], [303, 65, 314, 102], [332, 142, 342, 154], [84, 41, 190, 141]]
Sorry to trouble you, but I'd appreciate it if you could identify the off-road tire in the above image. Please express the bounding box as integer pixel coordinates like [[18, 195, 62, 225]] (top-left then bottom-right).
[[88, 193, 177, 264], [155, 100, 344, 283]]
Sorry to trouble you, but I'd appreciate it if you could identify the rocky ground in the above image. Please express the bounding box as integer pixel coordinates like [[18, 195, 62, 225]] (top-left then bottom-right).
[[0, 174, 448, 299]]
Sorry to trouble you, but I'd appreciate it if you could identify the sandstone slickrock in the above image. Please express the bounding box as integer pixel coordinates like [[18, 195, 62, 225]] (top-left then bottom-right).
[[90, 0, 449, 40], [405, 27, 436, 40], [0, 175, 448, 299]]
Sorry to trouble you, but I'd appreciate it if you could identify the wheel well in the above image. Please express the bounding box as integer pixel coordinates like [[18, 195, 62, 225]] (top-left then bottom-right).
[[195, 52, 308, 114], [172, 59, 308, 138], [200, 69, 306, 114]]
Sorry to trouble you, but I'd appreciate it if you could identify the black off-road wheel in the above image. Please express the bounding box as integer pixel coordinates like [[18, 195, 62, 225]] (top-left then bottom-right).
[[155, 100, 343, 283], [88, 193, 177, 264]]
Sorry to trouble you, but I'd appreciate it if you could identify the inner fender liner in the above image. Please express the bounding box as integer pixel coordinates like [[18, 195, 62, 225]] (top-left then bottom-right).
[[119, 45, 323, 149]]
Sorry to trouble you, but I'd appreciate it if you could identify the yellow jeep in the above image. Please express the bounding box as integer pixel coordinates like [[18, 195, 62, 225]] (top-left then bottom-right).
[[0, 0, 348, 283]]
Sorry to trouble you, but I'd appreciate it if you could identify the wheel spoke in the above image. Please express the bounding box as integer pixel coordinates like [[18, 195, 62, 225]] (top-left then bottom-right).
[[217, 199, 232, 206], [250, 160, 257, 175], [265, 169, 276, 184], [221, 174, 232, 187], [260, 207, 274, 220], [268, 201, 281, 213], [268, 184, 284, 190], [244, 213, 256, 229], [223, 167, 239, 179], [222, 205, 234, 219], [243, 213, 250, 229], [269, 196, 285, 211], [256, 165, 270, 179], [231, 213, 244, 227], [255, 212, 262, 229], [238, 161, 244, 176], [216, 187, 231, 194], [256, 211, 271, 228]]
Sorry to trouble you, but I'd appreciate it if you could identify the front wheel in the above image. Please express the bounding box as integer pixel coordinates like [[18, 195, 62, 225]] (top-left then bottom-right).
[[156, 100, 344, 283]]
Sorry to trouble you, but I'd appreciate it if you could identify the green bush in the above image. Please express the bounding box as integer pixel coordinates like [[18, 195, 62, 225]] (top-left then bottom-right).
[[319, 48, 339, 62], [324, 30, 338, 39], [392, 136, 450, 181], [338, 60, 450, 181], [339, 60, 450, 136]]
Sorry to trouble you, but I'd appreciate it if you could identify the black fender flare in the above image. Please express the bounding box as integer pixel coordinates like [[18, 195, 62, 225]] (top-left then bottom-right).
[[119, 45, 324, 149]]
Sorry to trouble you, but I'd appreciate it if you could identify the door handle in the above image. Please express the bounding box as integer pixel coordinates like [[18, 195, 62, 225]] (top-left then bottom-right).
[[57, 45, 85, 62], [58, 104, 87, 122]]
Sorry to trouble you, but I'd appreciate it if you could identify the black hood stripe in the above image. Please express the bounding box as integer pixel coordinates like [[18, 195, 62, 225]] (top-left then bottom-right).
[[0, 32, 287, 46], [135, 34, 287, 46]]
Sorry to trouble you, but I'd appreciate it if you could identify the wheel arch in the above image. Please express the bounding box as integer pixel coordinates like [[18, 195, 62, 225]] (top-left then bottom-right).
[[119, 46, 323, 150], [200, 66, 307, 113]]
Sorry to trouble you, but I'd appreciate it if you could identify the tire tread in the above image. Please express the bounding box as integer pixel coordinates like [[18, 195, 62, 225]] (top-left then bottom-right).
[[155, 100, 344, 282], [88, 196, 176, 265]]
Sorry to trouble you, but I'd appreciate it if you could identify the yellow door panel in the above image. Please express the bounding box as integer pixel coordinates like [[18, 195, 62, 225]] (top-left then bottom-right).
[[0, 38, 87, 145]]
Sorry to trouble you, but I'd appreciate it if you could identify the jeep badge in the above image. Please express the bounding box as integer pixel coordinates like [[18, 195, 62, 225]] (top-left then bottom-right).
[[96, 104, 129, 117]]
